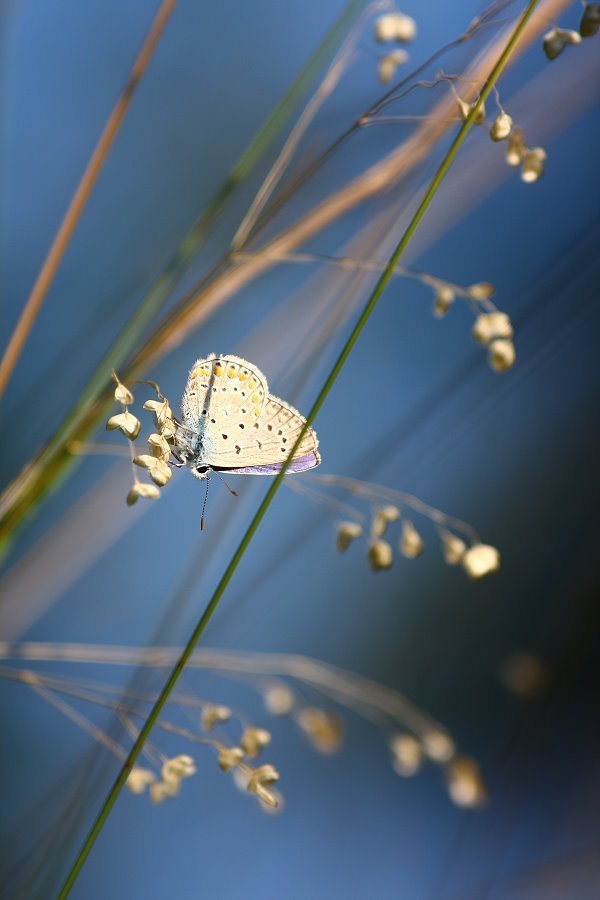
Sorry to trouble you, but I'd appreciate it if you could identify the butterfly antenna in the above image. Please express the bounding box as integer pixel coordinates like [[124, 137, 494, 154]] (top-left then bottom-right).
[[214, 470, 239, 497], [201, 476, 210, 531]]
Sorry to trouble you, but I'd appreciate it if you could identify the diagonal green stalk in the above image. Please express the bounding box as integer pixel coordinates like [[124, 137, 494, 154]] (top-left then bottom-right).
[[57, 3, 538, 896], [0, 0, 367, 556]]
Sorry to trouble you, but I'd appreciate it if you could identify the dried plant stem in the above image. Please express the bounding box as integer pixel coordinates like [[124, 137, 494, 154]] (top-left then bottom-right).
[[0, 0, 178, 402], [57, 5, 539, 895]]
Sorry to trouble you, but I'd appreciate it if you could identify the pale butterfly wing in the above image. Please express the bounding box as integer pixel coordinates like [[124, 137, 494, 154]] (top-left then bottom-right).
[[178, 354, 319, 475]]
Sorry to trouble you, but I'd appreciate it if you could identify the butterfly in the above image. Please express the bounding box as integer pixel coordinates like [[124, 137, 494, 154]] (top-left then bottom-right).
[[172, 354, 320, 482]]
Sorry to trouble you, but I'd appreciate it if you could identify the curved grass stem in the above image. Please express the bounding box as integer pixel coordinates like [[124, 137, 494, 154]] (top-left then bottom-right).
[[58, 3, 538, 895]]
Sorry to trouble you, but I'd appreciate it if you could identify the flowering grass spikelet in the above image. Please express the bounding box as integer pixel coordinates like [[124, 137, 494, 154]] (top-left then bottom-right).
[[374, 12, 416, 43], [295, 706, 343, 755], [201, 705, 231, 731], [378, 50, 409, 85], [240, 726, 272, 759], [580, 2, 600, 36], [390, 733, 423, 777], [367, 539, 393, 571], [335, 520, 362, 552], [126, 482, 161, 505], [521, 147, 547, 183], [106, 411, 141, 441], [461, 543, 500, 579], [133, 453, 172, 487], [472, 312, 513, 346], [488, 338, 516, 372], [446, 756, 487, 808], [125, 767, 156, 795], [400, 520, 424, 558], [246, 764, 280, 808], [217, 746, 245, 773], [441, 532, 467, 565], [263, 682, 295, 716], [422, 730, 456, 763], [543, 26, 581, 60], [489, 111, 513, 142], [433, 285, 455, 317], [506, 126, 525, 166]]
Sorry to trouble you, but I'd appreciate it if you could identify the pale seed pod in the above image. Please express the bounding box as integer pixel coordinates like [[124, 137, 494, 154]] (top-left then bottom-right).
[[133, 454, 172, 486], [372, 510, 389, 537], [114, 381, 134, 406], [295, 707, 343, 755], [543, 25, 580, 58], [367, 539, 393, 571], [143, 398, 174, 432], [263, 683, 295, 716], [467, 282, 495, 300], [201, 705, 231, 731], [521, 147, 547, 183], [389, 733, 423, 777], [125, 766, 156, 795], [335, 521, 362, 552], [106, 411, 141, 441], [126, 482, 161, 505], [378, 49, 409, 84], [472, 312, 513, 346], [488, 338, 516, 372], [381, 504, 401, 522], [149, 781, 171, 805], [240, 727, 272, 759], [461, 543, 500, 579], [446, 756, 487, 808], [400, 520, 424, 558], [456, 96, 485, 125], [506, 127, 525, 166], [441, 532, 467, 565], [217, 746, 244, 773], [147, 432, 171, 462], [162, 754, 197, 782], [247, 764, 280, 807], [489, 111, 513, 142], [433, 285, 455, 317], [374, 12, 417, 43], [422, 730, 455, 762], [580, 3, 600, 37]]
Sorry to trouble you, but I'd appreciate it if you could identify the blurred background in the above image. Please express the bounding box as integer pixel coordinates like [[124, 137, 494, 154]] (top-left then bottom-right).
[[1, 0, 599, 897]]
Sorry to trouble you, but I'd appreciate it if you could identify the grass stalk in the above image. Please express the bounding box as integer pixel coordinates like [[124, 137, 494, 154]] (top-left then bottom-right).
[[57, 3, 539, 895]]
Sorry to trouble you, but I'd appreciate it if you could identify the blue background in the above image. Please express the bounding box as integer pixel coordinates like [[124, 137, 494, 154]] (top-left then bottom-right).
[[1, 1, 599, 897]]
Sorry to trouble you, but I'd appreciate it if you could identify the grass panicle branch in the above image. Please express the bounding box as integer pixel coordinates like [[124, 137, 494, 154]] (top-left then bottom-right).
[[56, 3, 539, 895]]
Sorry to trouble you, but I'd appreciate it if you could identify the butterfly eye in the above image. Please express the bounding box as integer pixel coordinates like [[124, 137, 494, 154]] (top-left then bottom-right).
[[197, 465, 209, 475]]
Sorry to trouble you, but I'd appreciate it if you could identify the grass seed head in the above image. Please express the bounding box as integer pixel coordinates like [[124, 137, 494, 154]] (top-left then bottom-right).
[[335, 520, 363, 552], [461, 543, 500, 579], [389, 733, 423, 777], [521, 147, 547, 183], [488, 338, 516, 372], [400, 520, 424, 558], [368, 539, 393, 571], [580, 3, 600, 36], [489, 111, 513, 142], [106, 411, 141, 441], [240, 727, 272, 759], [441, 532, 467, 565]]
